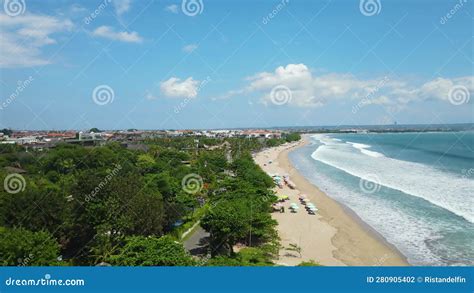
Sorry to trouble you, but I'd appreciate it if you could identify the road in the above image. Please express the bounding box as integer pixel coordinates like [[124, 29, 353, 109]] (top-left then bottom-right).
[[183, 226, 210, 257]]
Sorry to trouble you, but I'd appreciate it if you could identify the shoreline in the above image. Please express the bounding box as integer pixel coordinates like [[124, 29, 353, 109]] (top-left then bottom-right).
[[255, 135, 408, 266]]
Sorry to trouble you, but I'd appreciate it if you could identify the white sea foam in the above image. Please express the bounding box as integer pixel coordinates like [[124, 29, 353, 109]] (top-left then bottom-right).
[[290, 148, 445, 265], [310, 135, 474, 224], [347, 141, 385, 158]]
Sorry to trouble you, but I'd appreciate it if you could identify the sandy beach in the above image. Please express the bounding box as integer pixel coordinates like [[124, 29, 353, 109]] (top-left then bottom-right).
[[254, 135, 408, 266]]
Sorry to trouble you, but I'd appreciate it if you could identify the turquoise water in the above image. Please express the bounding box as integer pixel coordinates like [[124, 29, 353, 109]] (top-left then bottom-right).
[[289, 132, 474, 266]]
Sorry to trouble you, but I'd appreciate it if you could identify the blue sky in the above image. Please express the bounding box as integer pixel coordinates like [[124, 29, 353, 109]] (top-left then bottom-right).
[[0, 0, 473, 130]]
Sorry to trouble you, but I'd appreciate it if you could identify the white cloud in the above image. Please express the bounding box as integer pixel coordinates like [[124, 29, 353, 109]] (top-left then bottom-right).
[[244, 63, 375, 107], [160, 77, 199, 98], [145, 91, 158, 100], [92, 26, 143, 43], [231, 63, 473, 107], [182, 44, 198, 53], [165, 4, 179, 13], [0, 13, 73, 68], [112, 0, 132, 15], [70, 4, 87, 14]]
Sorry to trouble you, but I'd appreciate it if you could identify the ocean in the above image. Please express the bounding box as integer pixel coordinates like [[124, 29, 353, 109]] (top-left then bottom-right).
[[288, 132, 474, 266]]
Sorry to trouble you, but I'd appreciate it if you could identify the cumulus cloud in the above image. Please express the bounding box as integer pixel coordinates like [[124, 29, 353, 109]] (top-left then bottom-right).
[[112, 0, 132, 15], [0, 13, 73, 68], [417, 77, 473, 102], [160, 77, 199, 98], [165, 4, 179, 13], [244, 64, 376, 107], [230, 63, 473, 108], [182, 44, 198, 53], [92, 26, 143, 43]]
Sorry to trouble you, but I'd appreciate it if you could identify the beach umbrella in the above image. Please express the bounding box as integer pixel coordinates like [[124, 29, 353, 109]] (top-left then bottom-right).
[[299, 194, 307, 199]]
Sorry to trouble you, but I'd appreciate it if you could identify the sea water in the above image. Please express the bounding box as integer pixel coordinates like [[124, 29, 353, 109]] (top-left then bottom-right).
[[288, 131, 474, 266]]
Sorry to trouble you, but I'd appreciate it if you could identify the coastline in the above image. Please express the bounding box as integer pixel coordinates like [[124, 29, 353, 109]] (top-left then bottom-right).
[[255, 135, 409, 266]]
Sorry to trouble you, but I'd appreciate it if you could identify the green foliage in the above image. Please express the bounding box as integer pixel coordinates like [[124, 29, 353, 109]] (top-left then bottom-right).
[[0, 227, 61, 266], [297, 260, 322, 266], [231, 154, 274, 189], [108, 236, 195, 266], [205, 247, 275, 266], [0, 133, 300, 266], [0, 128, 13, 136], [201, 153, 277, 256], [284, 132, 301, 142], [136, 154, 156, 172]]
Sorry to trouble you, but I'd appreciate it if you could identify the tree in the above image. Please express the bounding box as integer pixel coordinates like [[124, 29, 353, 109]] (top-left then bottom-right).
[[0, 183, 71, 242], [107, 236, 195, 266], [284, 132, 301, 142], [0, 128, 12, 136], [287, 243, 302, 258], [0, 227, 61, 266], [137, 154, 156, 172], [201, 199, 250, 256]]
